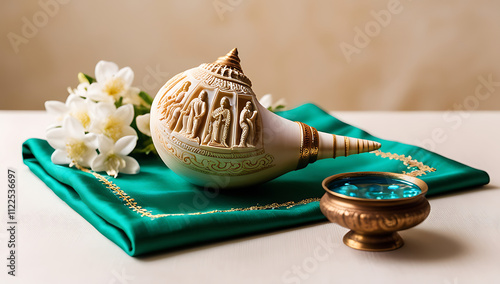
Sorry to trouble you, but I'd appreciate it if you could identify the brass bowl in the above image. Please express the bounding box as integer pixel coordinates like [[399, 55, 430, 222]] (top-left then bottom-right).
[[320, 172, 431, 251]]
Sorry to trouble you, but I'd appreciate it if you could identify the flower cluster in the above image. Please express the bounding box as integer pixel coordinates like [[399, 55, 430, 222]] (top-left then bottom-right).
[[45, 61, 155, 177]]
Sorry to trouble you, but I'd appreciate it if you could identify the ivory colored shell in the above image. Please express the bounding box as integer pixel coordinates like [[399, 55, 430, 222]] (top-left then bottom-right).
[[150, 49, 381, 188]]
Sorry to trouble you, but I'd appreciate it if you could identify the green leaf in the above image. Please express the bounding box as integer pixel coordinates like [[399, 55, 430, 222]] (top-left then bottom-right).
[[133, 141, 157, 155], [138, 91, 154, 106], [274, 105, 285, 111], [133, 104, 150, 116], [129, 103, 157, 156], [78, 72, 96, 84], [114, 96, 123, 108], [267, 105, 286, 113]]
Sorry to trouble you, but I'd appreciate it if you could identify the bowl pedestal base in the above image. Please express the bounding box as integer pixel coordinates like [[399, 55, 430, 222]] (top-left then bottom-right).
[[343, 231, 404, 251]]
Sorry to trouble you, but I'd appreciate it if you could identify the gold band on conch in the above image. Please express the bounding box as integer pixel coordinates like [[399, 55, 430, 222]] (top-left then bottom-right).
[[295, 122, 319, 169], [310, 126, 319, 164], [332, 135, 337, 159], [344, 136, 350, 157]]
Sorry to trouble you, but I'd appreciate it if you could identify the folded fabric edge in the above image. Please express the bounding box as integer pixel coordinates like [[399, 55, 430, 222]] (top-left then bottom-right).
[[22, 140, 137, 255], [22, 138, 328, 256], [136, 211, 325, 257]]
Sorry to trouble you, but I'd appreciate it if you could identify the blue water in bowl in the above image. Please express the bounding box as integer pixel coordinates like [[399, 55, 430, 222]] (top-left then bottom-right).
[[327, 176, 422, 199]]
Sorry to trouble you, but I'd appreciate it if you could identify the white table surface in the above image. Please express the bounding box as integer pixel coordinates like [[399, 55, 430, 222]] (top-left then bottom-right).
[[1, 110, 499, 284]]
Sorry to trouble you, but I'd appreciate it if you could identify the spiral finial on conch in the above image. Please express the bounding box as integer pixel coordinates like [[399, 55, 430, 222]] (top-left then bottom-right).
[[295, 122, 382, 170], [214, 48, 243, 73]]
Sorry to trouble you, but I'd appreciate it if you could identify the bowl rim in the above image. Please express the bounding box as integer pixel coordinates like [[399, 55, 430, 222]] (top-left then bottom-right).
[[322, 171, 429, 202]]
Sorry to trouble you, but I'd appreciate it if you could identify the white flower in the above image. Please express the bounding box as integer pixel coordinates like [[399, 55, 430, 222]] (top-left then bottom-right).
[[45, 94, 75, 124], [259, 94, 286, 111], [67, 81, 90, 98], [136, 113, 151, 136], [45, 94, 94, 131], [86, 61, 141, 104], [91, 135, 140, 178], [46, 116, 98, 168], [69, 98, 94, 131], [90, 102, 136, 141]]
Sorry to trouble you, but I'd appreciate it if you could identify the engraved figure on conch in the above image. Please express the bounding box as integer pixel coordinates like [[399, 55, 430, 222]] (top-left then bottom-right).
[[203, 97, 231, 147], [162, 81, 190, 120], [160, 93, 178, 120], [238, 101, 258, 147], [166, 81, 191, 129], [181, 90, 208, 141]]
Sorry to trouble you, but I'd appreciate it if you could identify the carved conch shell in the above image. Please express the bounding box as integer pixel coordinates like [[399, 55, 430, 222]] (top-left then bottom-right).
[[150, 48, 381, 188]]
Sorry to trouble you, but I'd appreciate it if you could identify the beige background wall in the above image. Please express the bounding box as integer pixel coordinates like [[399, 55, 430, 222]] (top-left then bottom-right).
[[1, 0, 499, 111]]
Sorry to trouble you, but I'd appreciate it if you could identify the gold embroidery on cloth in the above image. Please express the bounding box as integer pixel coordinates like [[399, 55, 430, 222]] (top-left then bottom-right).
[[77, 163, 320, 219], [77, 150, 435, 219], [372, 150, 436, 177]]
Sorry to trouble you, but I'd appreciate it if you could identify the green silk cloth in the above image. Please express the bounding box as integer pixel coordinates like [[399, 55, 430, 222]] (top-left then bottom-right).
[[22, 104, 489, 256]]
